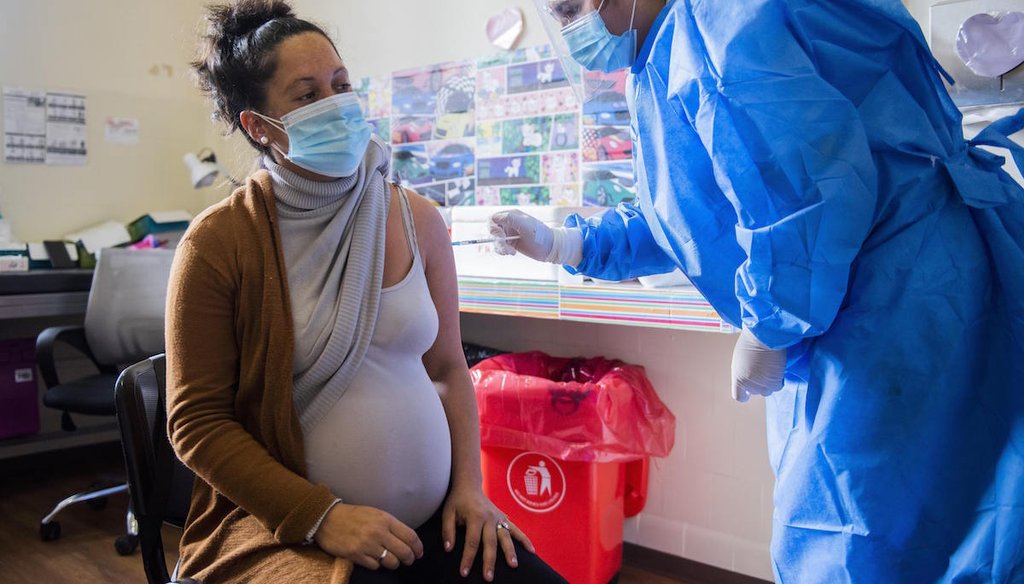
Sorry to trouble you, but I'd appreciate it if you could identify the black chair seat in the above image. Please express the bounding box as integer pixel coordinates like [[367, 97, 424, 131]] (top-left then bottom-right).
[[42, 373, 120, 416]]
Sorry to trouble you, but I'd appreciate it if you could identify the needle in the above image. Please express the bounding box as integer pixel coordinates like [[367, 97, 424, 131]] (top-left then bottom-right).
[[450, 235, 521, 246]]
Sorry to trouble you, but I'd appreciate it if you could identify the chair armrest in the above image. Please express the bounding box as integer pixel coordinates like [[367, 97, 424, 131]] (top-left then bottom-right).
[[35, 325, 107, 389]]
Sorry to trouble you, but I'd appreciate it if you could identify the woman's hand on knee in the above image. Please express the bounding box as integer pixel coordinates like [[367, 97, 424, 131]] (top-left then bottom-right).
[[442, 486, 535, 582], [314, 503, 423, 570]]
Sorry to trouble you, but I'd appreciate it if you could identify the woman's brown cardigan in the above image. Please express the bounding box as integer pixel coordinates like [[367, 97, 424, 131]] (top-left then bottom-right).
[[166, 171, 352, 583]]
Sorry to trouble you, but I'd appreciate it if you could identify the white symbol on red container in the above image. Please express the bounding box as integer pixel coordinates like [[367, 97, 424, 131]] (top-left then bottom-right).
[[507, 452, 565, 513]]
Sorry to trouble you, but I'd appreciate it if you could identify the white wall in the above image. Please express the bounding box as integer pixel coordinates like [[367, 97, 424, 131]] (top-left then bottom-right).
[[904, 0, 930, 25], [0, 0, 222, 241], [289, 0, 547, 79]]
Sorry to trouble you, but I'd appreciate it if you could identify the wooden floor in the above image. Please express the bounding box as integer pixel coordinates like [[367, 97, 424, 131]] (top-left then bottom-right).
[[0, 443, 692, 584]]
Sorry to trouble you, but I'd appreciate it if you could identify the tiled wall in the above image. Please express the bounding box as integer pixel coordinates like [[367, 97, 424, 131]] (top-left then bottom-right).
[[461, 312, 776, 581]]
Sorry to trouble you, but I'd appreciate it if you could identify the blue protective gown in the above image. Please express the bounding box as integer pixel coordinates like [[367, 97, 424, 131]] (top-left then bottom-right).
[[566, 0, 1024, 581]]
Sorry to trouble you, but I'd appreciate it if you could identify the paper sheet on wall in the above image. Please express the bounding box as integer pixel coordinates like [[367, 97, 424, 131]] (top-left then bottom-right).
[[45, 92, 87, 165], [104, 116, 139, 144], [3, 87, 47, 164]]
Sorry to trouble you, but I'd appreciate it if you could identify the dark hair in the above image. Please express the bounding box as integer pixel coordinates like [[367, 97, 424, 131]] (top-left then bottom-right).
[[191, 0, 334, 150]]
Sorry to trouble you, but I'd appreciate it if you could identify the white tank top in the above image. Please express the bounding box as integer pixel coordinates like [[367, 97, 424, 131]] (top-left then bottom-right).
[[304, 190, 452, 528]]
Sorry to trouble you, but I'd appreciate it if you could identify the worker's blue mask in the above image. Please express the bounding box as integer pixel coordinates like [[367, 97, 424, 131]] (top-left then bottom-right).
[[561, 0, 638, 73], [252, 92, 371, 178]]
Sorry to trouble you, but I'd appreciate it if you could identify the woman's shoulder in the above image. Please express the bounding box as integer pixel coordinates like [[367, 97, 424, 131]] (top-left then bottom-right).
[[393, 184, 448, 245], [181, 172, 274, 249]]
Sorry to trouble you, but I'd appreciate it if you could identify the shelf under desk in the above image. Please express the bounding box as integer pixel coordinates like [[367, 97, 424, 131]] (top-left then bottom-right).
[[0, 269, 92, 319]]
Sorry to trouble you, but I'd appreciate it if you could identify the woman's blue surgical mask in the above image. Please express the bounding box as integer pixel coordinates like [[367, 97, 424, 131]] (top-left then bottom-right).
[[561, 0, 638, 73], [253, 92, 371, 178]]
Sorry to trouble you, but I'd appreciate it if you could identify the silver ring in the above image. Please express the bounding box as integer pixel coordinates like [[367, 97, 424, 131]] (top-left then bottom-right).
[[378, 548, 389, 562], [497, 519, 511, 532]]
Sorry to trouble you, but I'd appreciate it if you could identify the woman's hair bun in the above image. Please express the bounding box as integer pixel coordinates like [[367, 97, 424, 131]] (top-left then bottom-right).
[[192, 0, 332, 150], [207, 0, 295, 44]]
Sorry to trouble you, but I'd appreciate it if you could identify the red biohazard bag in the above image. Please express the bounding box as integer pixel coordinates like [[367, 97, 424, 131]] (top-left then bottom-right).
[[470, 351, 675, 463]]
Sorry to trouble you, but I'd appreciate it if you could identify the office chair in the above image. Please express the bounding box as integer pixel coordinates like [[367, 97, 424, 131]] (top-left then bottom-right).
[[116, 354, 199, 584], [36, 247, 176, 554]]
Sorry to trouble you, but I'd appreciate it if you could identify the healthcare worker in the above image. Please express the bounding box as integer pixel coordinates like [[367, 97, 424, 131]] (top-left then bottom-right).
[[489, 0, 1024, 581]]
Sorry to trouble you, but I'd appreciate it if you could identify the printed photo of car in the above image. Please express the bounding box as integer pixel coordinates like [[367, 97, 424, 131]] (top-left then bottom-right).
[[392, 146, 431, 185], [368, 118, 390, 143], [392, 85, 436, 115], [434, 76, 475, 139], [434, 111, 474, 140], [584, 126, 633, 161], [583, 164, 636, 207], [429, 143, 475, 181], [417, 184, 447, 206], [446, 178, 476, 206], [583, 91, 630, 126], [391, 116, 434, 144]]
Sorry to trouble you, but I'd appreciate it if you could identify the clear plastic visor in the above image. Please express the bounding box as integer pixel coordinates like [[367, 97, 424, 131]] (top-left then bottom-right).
[[532, 0, 615, 104], [539, 0, 602, 28]]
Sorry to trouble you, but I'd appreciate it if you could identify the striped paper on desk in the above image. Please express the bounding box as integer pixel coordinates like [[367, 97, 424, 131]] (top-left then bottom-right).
[[559, 285, 733, 332], [457, 278, 560, 319], [457, 277, 734, 333]]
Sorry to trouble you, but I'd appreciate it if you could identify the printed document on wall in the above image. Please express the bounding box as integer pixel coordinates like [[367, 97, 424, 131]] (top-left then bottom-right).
[[3, 87, 47, 164], [45, 92, 87, 165]]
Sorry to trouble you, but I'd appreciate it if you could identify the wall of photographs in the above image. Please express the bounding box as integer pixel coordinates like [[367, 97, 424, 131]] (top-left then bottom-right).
[[353, 45, 636, 209]]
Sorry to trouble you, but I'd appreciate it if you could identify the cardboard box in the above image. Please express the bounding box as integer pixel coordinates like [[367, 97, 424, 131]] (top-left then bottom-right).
[[0, 338, 39, 440], [126, 210, 192, 246], [65, 220, 132, 260], [451, 206, 598, 281]]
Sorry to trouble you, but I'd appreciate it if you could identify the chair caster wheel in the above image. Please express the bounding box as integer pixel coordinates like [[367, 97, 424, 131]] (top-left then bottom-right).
[[115, 534, 139, 555], [40, 521, 61, 542]]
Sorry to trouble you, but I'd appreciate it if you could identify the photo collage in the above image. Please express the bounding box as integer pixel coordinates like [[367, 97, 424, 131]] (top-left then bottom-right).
[[579, 70, 634, 207], [352, 45, 635, 209]]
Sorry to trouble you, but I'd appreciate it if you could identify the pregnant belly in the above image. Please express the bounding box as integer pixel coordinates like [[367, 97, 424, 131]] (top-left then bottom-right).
[[304, 362, 453, 528]]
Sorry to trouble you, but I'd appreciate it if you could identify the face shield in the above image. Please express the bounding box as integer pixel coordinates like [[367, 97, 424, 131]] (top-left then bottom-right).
[[532, 0, 619, 103]]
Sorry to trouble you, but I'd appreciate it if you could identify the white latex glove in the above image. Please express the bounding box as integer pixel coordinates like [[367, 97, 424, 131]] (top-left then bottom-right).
[[488, 210, 583, 266], [731, 328, 786, 403]]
